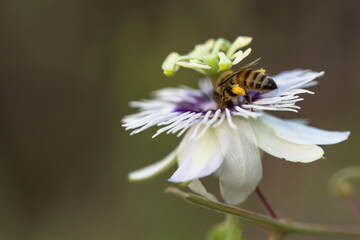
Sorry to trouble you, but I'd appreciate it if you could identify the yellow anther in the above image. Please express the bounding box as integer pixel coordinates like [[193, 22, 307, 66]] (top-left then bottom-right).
[[232, 84, 246, 96], [256, 68, 266, 74]]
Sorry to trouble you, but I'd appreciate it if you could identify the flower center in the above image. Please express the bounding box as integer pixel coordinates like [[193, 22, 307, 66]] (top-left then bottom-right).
[[173, 87, 264, 115]]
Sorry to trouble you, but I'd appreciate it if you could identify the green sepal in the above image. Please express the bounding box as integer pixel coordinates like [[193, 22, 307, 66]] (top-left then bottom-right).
[[207, 215, 245, 240]]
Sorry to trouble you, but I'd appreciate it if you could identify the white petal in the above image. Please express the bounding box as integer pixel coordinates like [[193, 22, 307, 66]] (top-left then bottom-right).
[[250, 118, 324, 163], [285, 118, 309, 125], [176, 123, 197, 165], [188, 179, 218, 202], [215, 118, 262, 205], [128, 149, 177, 182], [261, 113, 350, 145], [169, 126, 224, 182]]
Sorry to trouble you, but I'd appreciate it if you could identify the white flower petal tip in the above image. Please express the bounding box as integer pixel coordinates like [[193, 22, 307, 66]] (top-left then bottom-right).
[[251, 118, 325, 163], [169, 127, 224, 183], [128, 149, 177, 182], [215, 118, 262, 205], [261, 113, 351, 145], [188, 179, 218, 202]]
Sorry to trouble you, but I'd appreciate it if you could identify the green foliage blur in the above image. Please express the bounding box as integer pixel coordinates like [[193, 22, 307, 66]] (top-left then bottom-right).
[[207, 216, 244, 240], [0, 0, 359, 239]]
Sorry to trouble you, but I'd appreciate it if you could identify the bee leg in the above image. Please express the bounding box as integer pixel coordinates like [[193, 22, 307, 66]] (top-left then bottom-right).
[[244, 90, 254, 112], [212, 91, 222, 105], [212, 91, 231, 109], [225, 101, 234, 108], [244, 90, 252, 104]]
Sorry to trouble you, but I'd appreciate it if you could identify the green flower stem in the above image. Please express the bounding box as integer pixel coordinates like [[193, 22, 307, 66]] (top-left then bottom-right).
[[166, 187, 360, 238]]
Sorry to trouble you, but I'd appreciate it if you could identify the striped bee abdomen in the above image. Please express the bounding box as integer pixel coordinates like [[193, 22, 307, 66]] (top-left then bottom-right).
[[237, 69, 277, 92]]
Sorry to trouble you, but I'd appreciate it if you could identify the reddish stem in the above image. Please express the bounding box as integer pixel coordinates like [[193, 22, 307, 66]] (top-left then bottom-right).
[[255, 186, 280, 219], [345, 196, 360, 223]]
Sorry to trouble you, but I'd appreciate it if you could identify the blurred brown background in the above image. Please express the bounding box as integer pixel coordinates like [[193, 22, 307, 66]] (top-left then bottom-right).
[[0, 0, 359, 239]]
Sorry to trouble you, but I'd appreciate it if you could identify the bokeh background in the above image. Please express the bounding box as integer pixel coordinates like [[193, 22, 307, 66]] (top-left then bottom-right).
[[0, 0, 359, 239]]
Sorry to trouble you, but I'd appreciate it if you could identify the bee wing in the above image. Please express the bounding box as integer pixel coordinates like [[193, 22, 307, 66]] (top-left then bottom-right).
[[218, 58, 261, 86]]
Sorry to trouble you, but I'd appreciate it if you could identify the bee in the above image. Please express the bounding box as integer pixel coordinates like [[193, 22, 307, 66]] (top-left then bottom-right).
[[212, 58, 278, 108]]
